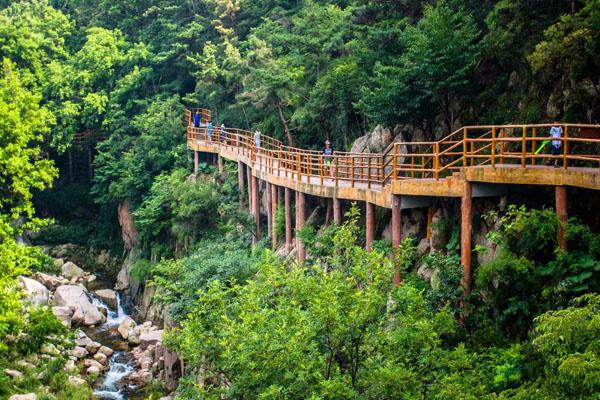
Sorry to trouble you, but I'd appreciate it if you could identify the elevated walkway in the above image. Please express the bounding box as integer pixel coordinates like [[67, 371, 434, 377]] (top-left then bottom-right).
[[186, 109, 600, 209]]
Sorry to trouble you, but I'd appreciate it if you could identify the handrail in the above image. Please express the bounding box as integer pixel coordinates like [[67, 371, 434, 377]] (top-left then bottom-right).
[[187, 107, 600, 189]]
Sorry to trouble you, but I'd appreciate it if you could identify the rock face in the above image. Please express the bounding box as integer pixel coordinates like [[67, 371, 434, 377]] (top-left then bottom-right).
[[18, 276, 49, 306], [94, 289, 117, 309], [118, 201, 139, 251], [351, 125, 393, 154], [53, 285, 106, 326], [61, 261, 85, 280], [52, 306, 74, 328]]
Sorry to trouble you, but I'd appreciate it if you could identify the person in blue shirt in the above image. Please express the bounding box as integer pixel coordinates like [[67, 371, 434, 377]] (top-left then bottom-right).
[[193, 111, 200, 128], [207, 121, 214, 141], [550, 121, 563, 167]]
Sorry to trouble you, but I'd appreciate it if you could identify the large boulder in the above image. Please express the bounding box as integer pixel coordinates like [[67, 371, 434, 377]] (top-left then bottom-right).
[[140, 330, 164, 349], [53, 285, 106, 326], [18, 276, 49, 306], [128, 322, 154, 345], [94, 289, 117, 310], [71, 346, 88, 359], [350, 125, 393, 154], [118, 317, 137, 339], [51, 306, 74, 328], [115, 263, 131, 290], [61, 262, 85, 280]]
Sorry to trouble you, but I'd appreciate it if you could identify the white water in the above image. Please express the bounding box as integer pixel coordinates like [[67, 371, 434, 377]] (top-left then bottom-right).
[[90, 292, 136, 400]]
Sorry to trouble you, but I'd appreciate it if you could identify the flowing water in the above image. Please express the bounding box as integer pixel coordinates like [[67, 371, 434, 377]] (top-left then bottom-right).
[[86, 279, 140, 400]]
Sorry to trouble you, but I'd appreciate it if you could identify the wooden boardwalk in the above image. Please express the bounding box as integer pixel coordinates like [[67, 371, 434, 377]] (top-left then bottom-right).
[[186, 107, 600, 290]]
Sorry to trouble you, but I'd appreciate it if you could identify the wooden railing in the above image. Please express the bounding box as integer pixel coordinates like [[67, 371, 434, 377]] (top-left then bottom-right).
[[187, 108, 600, 189]]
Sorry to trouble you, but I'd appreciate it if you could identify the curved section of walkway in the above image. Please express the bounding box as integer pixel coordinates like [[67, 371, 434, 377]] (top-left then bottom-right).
[[186, 108, 600, 208]]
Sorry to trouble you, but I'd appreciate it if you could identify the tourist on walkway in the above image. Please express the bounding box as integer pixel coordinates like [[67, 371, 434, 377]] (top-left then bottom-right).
[[254, 129, 262, 149], [322, 139, 334, 177], [220, 123, 227, 143], [207, 121, 214, 141], [193, 111, 200, 128], [550, 122, 563, 167]]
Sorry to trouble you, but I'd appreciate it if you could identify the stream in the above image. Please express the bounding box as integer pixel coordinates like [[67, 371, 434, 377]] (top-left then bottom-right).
[[84, 277, 141, 400]]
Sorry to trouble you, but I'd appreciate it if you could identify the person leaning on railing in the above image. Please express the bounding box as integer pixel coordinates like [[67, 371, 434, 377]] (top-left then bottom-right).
[[550, 121, 563, 168], [220, 123, 227, 144]]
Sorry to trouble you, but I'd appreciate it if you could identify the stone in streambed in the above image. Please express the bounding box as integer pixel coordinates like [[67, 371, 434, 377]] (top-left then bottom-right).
[[118, 317, 136, 339], [94, 289, 118, 309], [98, 346, 113, 357], [61, 261, 85, 280], [54, 285, 105, 326], [93, 352, 108, 365], [86, 365, 100, 376], [71, 346, 88, 359], [35, 272, 61, 291], [140, 330, 164, 349], [85, 341, 101, 355], [84, 359, 103, 370]]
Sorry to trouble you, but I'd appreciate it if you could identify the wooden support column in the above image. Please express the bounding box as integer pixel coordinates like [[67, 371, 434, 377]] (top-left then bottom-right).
[[251, 175, 260, 246], [194, 151, 199, 177], [266, 182, 273, 245], [333, 198, 342, 225], [556, 186, 568, 250], [461, 181, 473, 297], [285, 187, 293, 252], [366, 202, 375, 251], [217, 154, 224, 173], [324, 199, 333, 227], [391, 194, 402, 286], [296, 191, 306, 262], [246, 164, 252, 209], [237, 161, 245, 208], [271, 184, 278, 249]]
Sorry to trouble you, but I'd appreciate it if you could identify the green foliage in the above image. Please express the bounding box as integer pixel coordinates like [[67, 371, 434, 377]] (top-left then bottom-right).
[[423, 252, 464, 313]]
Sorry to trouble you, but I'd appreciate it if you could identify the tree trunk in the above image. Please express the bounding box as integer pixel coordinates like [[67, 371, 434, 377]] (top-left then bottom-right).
[[276, 101, 294, 146]]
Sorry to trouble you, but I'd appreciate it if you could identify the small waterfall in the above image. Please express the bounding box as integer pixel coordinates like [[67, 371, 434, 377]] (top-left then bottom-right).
[[89, 291, 137, 399]]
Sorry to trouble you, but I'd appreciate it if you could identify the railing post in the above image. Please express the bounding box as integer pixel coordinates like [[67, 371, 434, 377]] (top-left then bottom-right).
[[367, 157, 371, 189], [462, 127, 468, 168], [320, 155, 324, 186], [351, 157, 355, 188], [531, 127, 537, 166], [563, 125, 569, 169], [491, 127, 496, 168], [334, 156, 339, 187], [393, 144, 398, 180], [521, 125, 527, 168], [297, 153, 301, 181], [499, 128, 504, 164], [434, 142, 440, 180]]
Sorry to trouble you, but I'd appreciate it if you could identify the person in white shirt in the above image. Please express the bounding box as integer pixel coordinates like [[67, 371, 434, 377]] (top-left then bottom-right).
[[550, 122, 563, 167]]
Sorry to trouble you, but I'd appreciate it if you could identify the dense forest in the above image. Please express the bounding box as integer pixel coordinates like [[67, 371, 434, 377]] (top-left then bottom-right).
[[1, 0, 600, 399]]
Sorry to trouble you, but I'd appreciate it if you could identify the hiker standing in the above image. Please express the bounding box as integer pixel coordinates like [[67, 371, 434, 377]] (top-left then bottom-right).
[[550, 122, 563, 167], [322, 139, 334, 177]]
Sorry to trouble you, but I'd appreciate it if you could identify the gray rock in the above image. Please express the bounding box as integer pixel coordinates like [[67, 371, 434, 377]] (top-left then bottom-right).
[[54, 285, 105, 326], [53, 258, 65, 269], [68, 375, 86, 386], [40, 343, 59, 356], [4, 369, 24, 380], [93, 352, 108, 365], [35, 272, 61, 291], [86, 365, 100, 376], [140, 330, 164, 349], [9, 394, 37, 400], [18, 276, 49, 306], [84, 359, 103, 370], [61, 261, 85, 280], [98, 346, 114, 357], [94, 289, 117, 309], [52, 306, 73, 328], [118, 317, 136, 339], [71, 346, 88, 359], [85, 341, 101, 355]]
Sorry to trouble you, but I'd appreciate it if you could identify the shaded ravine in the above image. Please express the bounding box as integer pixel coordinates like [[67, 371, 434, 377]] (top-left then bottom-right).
[[85, 278, 142, 399]]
